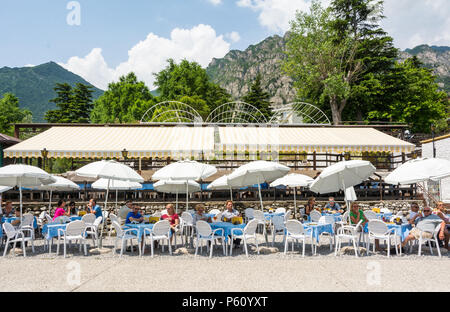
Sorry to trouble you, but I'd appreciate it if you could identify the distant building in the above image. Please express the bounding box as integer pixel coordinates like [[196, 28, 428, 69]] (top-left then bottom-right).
[[421, 133, 450, 203], [0, 133, 21, 167]]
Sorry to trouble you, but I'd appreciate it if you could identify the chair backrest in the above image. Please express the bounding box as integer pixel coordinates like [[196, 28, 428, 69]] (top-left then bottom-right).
[[54, 216, 65, 223], [38, 211, 47, 222], [395, 211, 404, 217], [196, 220, 212, 237], [285, 220, 304, 235], [367, 219, 388, 235], [181, 212, 193, 225], [112, 221, 123, 237], [284, 210, 291, 222], [152, 220, 171, 236], [272, 216, 285, 231], [342, 211, 349, 224], [275, 207, 286, 214], [2, 222, 17, 239], [45, 214, 53, 223], [152, 211, 162, 218], [213, 212, 223, 223], [82, 213, 96, 224], [318, 215, 335, 225], [310, 210, 322, 222], [416, 221, 440, 235], [161, 209, 168, 215], [363, 210, 378, 220], [22, 214, 34, 227], [209, 209, 221, 215], [253, 210, 265, 221], [102, 211, 109, 220], [109, 213, 118, 224], [93, 217, 103, 228], [244, 208, 254, 219], [244, 219, 259, 235], [380, 208, 391, 214], [65, 220, 86, 236]]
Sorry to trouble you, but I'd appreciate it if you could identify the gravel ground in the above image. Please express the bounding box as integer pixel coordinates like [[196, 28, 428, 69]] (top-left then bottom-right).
[[0, 233, 448, 292]]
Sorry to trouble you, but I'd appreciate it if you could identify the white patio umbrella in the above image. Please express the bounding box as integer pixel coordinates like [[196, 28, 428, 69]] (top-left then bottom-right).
[[34, 176, 80, 209], [0, 186, 12, 212], [0, 164, 55, 220], [227, 160, 290, 210], [207, 175, 233, 200], [152, 160, 217, 211], [270, 173, 314, 216], [92, 178, 142, 211], [75, 160, 144, 249], [309, 160, 375, 219], [154, 179, 201, 213]]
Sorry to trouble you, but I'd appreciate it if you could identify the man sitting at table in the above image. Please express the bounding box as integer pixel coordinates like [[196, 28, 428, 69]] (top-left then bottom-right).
[[324, 197, 343, 213], [193, 204, 212, 224], [87, 198, 103, 220], [222, 200, 241, 248], [125, 204, 144, 224], [401, 206, 437, 250], [2, 201, 15, 218], [118, 200, 133, 225], [408, 203, 420, 223]]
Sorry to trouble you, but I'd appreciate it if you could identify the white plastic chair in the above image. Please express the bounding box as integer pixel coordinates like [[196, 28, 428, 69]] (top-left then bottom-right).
[[213, 212, 223, 223], [20, 214, 36, 239], [366, 220, 401, 257], [284, 210, 291, 223], [230, 219, 259, 257], [2, 222, 35, 257], [81, 213, 96, 226], [45, 214, 53, 224], [208, 209, 221, 216], [160, 209, 168, 216], [244, 208, 255, 223], [271, 215, 286, 247], [334, 220, 363, 257], [284, 220, 313, 257], [363, 210, 378, 221], [112, 221, 140, 257], [143, 220, 172, 257], [318, 215, 336, 251], [56, 220, 88, 258], [194, 220, 226, 258], [37, 211, 47, 235], [380, 208, 392, 214], [310, 210, 322, 222], [85, 217, 103, 247], [152, 211, 162, 218], [275, 207, 286, 214], [253, 210, 268, 244], [180, 212, 195, 246], [109, 213, 119, 238], [416, 222, 442, 257], [54, 216, 70, 224]]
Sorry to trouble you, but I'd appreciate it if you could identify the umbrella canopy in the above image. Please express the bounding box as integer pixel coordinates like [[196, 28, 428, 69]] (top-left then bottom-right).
[[345, 186, 357, 202], [270, 173, 314, 188], [207, 174, 234, 200], [154, 179, 200, 213], [384, 158, 450, 185], [0, 186, 12, 193], [309, 160, 376, 194], [35, 176, 80, 191], [0, 164, 55, 219], [227, 160, 290, 210], [152, 160, 217, 181], [92, 178, 142, 190], [75, 160, 144, 183]]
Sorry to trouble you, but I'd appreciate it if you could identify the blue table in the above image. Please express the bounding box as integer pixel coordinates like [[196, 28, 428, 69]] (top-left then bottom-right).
[[42, 223, 67, 240], [303, 222, 334, 243], [264, 212, 284, 221], [362, 222, 412, 241], [376, 213, 393, 221], [210, 222, 246, 242], [2, 216, 38, 229], [321, 212, 342, 222], [124, 223, 155, 242]]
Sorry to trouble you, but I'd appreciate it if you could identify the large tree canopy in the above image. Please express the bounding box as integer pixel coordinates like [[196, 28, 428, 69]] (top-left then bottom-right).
[[241, 74, 273, 120], [0, 93, 32, 135]]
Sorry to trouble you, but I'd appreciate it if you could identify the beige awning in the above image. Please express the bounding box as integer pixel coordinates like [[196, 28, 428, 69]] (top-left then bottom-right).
[[218, 126, 415, 153], [4, 126, 215, 159]]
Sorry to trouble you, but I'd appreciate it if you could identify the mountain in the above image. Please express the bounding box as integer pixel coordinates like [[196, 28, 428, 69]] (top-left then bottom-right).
[[206, 36, 450, 106], [0, 62, 103, 122]]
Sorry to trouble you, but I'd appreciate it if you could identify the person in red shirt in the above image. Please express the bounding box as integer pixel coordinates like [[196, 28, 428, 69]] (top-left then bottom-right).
[[161, 203, 179, 244], [53, 199, 69, 221]]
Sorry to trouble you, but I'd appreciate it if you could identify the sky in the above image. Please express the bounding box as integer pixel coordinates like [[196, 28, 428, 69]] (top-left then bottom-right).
[[1, 0, 449, 90]]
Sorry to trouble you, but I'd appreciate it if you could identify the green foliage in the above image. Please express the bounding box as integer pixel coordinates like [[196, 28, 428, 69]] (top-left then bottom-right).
[[0, 62, 103, 122], [90, 73, 155, 123], [154, 59, 231, 113], [44, 83, 94, 123], [0, 93, 32, 135], [241, 74, 273, 120]]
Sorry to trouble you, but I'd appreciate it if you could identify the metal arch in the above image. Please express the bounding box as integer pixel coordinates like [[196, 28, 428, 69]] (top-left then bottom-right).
[[269, 102, 331, 125], [205, 101, 268, 124], [140, 101, 203, 123]]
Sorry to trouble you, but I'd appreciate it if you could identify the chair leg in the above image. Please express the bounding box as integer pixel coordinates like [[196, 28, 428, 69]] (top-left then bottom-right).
[[243, 237, 248, 257], [168, 237, 172, 255], [418, 238, 422, 256], [302, 238, 305, 257], [64, 238, 67, 258], [435, 238, 442, 258], [230, 236, 234, 256], [284, 237, 288, 255], [352, 238, 359, 258], [255, 236, 259, 255], [3, 238, 9, 257], [387, 237, 390, 258], [151, 239, 154, 258], [209, 240, 213, 258]]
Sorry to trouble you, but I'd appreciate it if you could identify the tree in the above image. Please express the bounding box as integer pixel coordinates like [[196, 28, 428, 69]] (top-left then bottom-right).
[[0, 93, 32, 135], [44, 83, 94, 123], [367, 57, 448, 133], [241, 74, 273, 120], [90, 72, 155, 123], [284, 1, 363, 124], [154, 59, 231, 114]]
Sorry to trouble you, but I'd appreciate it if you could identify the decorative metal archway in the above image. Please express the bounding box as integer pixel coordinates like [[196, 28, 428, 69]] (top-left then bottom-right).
[[205, 101, 268, 124], [269, 102, 331, 125], [140, 101, 203, 123]]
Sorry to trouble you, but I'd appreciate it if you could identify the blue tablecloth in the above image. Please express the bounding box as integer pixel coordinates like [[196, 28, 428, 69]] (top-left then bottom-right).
[[2, 216, 38, 229], [264, 212, 284, 221], [124, 223, 155, 242], [42, 224, 67, 240], [210, 222, 246, 242], [376, 212, 393, 220], [189, 212, 216, 219], [362, 222, 412, 241], [303, 222, 334, 243], [321, 212, 342, 222]]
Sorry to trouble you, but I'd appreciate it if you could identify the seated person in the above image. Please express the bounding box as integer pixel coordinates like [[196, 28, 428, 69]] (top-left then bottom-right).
[[161, 204, 180, 243], [125, 204, 144, 224], [53, 199, 69, 221], [408, 203, 420, 223], [87, 198, 102, 220], [401, 206, 437, 250], [10, 209, 22, 227], [324, 197, 343, 213], [68, 201, 77, 215], [305, 197, 319, 216], [349, 202, 368, 229], [118, 200, 133, 225], [435, 202, 449, 251], [222, 200, 241, 221], [193, 203, 212, 224], [2, 201, 15, 218]]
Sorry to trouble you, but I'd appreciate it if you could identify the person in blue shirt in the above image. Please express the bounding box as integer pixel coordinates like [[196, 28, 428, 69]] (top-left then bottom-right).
[[324, 197, 343, 213], [125, 204, 144, 224], [88, 198, 103, 220]]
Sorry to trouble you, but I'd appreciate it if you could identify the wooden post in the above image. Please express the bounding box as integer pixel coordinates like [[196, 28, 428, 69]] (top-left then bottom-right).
[[401, 152, 406, 164], [313, 151, 317, 170]]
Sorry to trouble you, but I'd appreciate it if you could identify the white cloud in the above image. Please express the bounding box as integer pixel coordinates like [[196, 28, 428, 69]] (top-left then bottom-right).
[[60, 24, 231, 90], [207, 0, 222, 5], [226, 31, 241, 43]]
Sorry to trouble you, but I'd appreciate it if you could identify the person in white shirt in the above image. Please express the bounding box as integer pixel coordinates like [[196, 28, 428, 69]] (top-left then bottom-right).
[[118, 200, 133, 225], [408, 203, 420, 224], [221, 200, 241, 221], [193, 204, 211, 224]]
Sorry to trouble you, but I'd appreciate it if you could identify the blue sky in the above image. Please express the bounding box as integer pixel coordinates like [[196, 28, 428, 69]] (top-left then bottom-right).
[[1, 0, 449, 90]]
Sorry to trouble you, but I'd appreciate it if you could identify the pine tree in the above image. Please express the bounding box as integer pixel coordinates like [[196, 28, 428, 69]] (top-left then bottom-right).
[[241, 74, 273, 121]]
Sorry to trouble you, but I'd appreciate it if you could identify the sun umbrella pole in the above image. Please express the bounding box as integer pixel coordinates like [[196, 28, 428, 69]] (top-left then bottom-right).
[[100, 178, 110, 249], [229, 188, 233, 201], [293, 187, 297, 219], [176, 191, 178, 214], [186, 180, 189, 212], [258, 183, 263, 211], [115, 189, 118, 211], [19, 180, 23, 221], [341, 174, 349, 223], [48, 189, 53, 210]]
